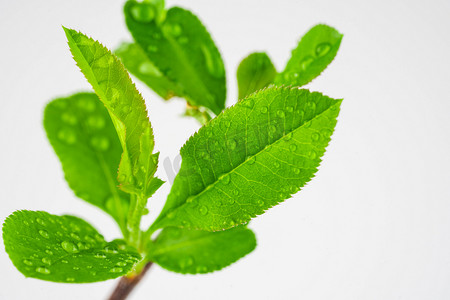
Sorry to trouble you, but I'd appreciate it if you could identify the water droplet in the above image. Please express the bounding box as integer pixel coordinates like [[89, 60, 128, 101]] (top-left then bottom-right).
[[57, 128, 77, 145], [322, 129, 333, 137], [37, 230, 49, 239], [23, 220, 29, 226], [300, 56, 314, 70], [308, 150, 317, 159], [315, 42, 331, 57], [23, 259, 33, 266], [36, 218, 46, 226], [87, 115, 105, 130], [87, 265, 93, 269], [311, 133, 320, 141], [233, 189, 239, 196], [260, 106, 268, 113], [224, 120, 231, 128], [276, 110, 285, 118], [167, 211, 176, 219], [284, 132, 293, 141], [45, 250, 53, 255], [247, 156, 256, 164], [220, 174, 230, 185], [147, 45, 158, 52], [66, 277, 75, 282], [42, 257, 52, 265], [56, 231, 63, 237], [180, 256, 194, 268], [110, 267, 123, 273], [199, 205, 208, 215], [290, 185, 299, 193], [61, 112, 78, 125], [227, 139, 237, 150], [286, 106, 294, 112], [104, 246, 118, 254], [200, 44, 224, 78], [293, 168, 300, 174], [229, 220, 236, 227], [116, 261, 127, 267], [196, 265, 208, 273], [61, 260, 69, 264], [243, 99, 254, 109], [36, 267, 50, 275], [289, 144, 297, 152], [70, 233, 80, 240], [73, 266, 80, 270], [90, 136, 110, 151], [130, 2, 155, 23], [77, 98, 96, 112], [257, 199, 264, 206], [163, 23, 182, 37], [61, 241, 79, 254], [95, 253, 107, 259], [274, 161, 280, 168]]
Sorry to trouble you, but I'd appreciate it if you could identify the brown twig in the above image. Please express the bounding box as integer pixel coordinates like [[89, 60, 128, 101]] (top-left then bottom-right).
[[108, 262, 153, 300]]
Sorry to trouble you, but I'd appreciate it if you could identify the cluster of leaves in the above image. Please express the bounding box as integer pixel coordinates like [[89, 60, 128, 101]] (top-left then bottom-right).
[[2, 0, 343, 285]]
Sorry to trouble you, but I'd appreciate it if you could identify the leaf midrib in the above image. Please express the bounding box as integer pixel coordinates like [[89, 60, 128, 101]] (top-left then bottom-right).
[[155, 98, 340, 227]]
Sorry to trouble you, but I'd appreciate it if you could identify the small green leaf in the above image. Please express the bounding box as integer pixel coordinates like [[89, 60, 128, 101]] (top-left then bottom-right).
[[124, 1, 226, 115], [2, 210, 141, 283], [63, 27, 163, 198], [151, 86, 342, 231], [115, 42, 183, 100], [237, 52, 276, 99], [275, 24, 343, 87], [149, 226, 256, 274], [44, 93, 130, 234]]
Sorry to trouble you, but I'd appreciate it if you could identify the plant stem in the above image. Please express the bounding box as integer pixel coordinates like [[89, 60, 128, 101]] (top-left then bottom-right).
[[108, 262, 153, 300]]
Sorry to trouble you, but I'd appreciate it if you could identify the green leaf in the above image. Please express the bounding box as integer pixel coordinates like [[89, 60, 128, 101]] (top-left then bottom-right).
[[44, 93, 129, 234], [149, 226, 256, 274], [274, 24, 343, 87], [63, 27, 163, 198], [2, 210, 141, 283], [124, 1, 226, 115], [237, 52, 276, 99], [115, 42, 183, 100], [151, 86, 342, 231]]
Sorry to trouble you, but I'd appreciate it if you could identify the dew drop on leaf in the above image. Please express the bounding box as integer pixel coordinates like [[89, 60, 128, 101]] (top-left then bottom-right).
[[199, 205, 208, 215], [247, 156, 256, 164], [300, 56, 314, 70], [35, 267, 50, 275], [90, 136, 110, 151], [257, 199, 264, 206], [289, 144, 297, 152], [130, 2, 155, 23], [138, 61, 162, 77], [86, 115, 105, 130], [57, 128, 77, 145], [45, 250, 53, 255], [23, 259, 33, 266], [116, 261, 127, 267], [293, 167, 300, 174], [163, 23, 182, 37], [315, 42, 331, 57], [311, 132, 320, 141], [61, 112, 78, 125], [66, 277, 75, 282], [308, 150, 317, 159], [38, 230, 49, 239], [42, 258, 52, 265], [260, 106, 268, 113], [277, 110, 285, 118], [147, 45, 158, 52], [61, 241, 79, 253], [180, 256, 194, 268], [110, 267, 123, 273], [36, 218, 46, 226], [95, 253, 107, 259], [77, 98, 96, 112]]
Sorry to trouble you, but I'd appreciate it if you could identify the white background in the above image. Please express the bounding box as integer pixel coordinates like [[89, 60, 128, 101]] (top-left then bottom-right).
[[1, 0, 450, 299]]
